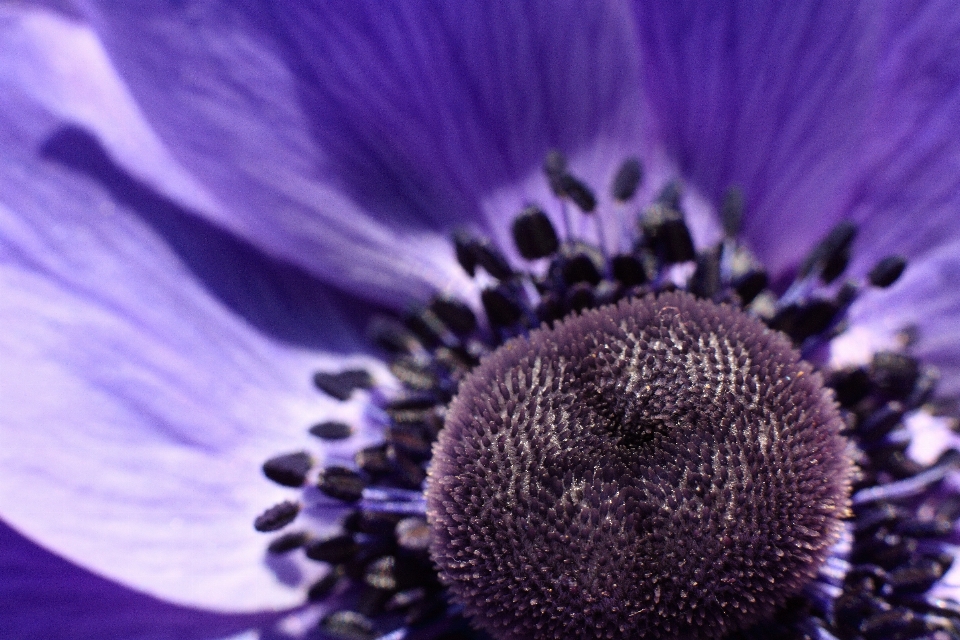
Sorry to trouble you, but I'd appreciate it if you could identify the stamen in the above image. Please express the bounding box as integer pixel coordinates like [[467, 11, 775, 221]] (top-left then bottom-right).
[[304, 534, 358, 564], [452, 231, 514, 280], [309, 420, 354, 440], [610, 253, 649, 287], [368, 318, 422, 355], [480, 285, 525, 330], [721, 187, 745, 238], [611, 157, 643, 203], [557, 172, 597, 213], [559, 249, 602, 285], [395, 517, 431, 551], [689, 244, 722, 299], [641, 188, 696, 263], [871, 351, 921, 398], [307, 567, 343, 601], [544, 149, 574, 237], [868, 255, 908, 288], [253, 501, 300, 532], [511, 205, 559, 260], [857, 401, 906, 443], [852, 465, 955, 506], [320, 611, 376, 640], [266, 531, 309, 554], [318, 466, 367, 502], [355, 444, 394, 477], [799, 220, 857, 284], [732, 269, 768, 306], [314, 369, 374, 401], [543, 149, 568, 197], [402, 307, 451, 350], [428, 296, 476, 336], [261, 451, 313, 488], [358, 487, 427, 515], [657, 180, 682, 209]]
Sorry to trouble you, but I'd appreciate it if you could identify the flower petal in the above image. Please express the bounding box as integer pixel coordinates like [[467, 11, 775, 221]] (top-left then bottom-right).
[[0, 520, 275, 640], [845, 0, 960, 272], [635, 2, 960, 278], [0, 59, 381, 612], [634, 1, 881, 272], [78, 0, 647, 299], [0, 6, 223, 237], [7, 5, 469, 308]]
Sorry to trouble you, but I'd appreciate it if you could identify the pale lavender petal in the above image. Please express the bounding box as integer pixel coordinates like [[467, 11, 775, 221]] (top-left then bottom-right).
[[78, 0, 647, 297], [0, 521, 276, 640], [0, 57, 382, 611], [904, 411, 960, 466]]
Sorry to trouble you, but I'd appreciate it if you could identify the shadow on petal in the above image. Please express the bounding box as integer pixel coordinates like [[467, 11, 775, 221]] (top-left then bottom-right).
[[39, 124, 384, 352]]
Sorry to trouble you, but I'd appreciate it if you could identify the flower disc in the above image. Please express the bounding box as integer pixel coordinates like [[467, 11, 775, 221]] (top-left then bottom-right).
[[426, 291, 851, 640]]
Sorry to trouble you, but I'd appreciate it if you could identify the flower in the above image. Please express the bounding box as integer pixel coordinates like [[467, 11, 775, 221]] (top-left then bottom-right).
[[4, 1, 960, 639]]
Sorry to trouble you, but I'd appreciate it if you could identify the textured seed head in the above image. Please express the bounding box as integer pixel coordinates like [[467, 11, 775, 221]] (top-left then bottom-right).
[[426, 291, 851, 640]]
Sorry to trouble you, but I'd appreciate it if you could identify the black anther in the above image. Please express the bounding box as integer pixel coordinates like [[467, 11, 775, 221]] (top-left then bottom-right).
[[732, 270, 767, 305], [870, 351, 920, 399], [558, 174, 597, 213], [611, 158, 643, 202], [368, 317, 421, 355], [262, 451, 313, 488], [307, 568, 344, 602], [313, 369, 373, 401], [611, 254, 648, 287], [690, 247, 721, 299], [309, 421, 353, 440], [543, 150, 568, 196], [429, 296, 477, 335], [868, 256, 907, 288], [254, 501, 300, 532], [481, 286, 524, 327], [561, 253, 602, 286], [512, 206, 559, 259], [318, 466, 366, 502], [305, 535, 359, 564], [800, 220, 857, 283], [267, 531, 309, 554]]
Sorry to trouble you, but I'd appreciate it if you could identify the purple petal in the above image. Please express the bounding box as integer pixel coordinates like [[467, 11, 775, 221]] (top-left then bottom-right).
[[0, 39, 381, 611], [635, 2, 960, 278], [79, 0, 647, 300], [634, 1, 880, 273], [0, 520, 277, 640], [844, 0, 960, 273]]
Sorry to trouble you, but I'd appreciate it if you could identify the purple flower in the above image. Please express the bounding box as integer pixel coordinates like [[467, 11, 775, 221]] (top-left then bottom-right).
[[4, 1, 960, 639]]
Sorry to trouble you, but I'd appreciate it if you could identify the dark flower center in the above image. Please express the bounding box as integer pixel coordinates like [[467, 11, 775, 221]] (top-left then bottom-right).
[[250, 152, 960, 640], [427, 291, 852, 640]]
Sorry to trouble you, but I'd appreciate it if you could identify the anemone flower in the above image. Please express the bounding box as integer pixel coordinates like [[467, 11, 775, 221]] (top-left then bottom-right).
[[5, 1, 960, 640]]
